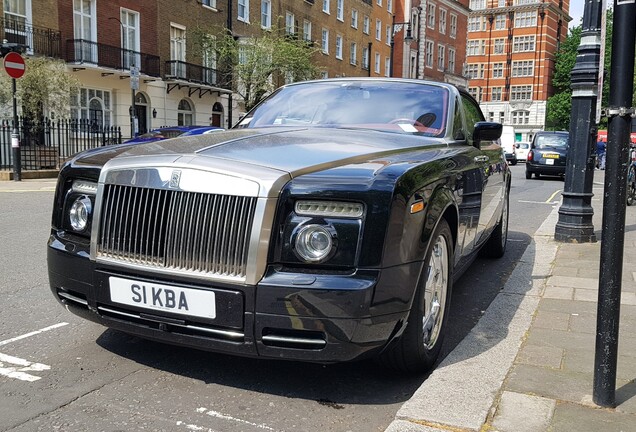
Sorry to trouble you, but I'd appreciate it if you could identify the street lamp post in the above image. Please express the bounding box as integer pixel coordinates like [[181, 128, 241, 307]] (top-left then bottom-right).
[[389, 16, 413, 77], [554, 1, 604, 242], [593, 2, 636, 408]]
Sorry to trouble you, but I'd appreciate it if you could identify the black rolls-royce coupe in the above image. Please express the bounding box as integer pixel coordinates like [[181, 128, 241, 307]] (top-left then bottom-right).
[[48, 79, 509, 373]]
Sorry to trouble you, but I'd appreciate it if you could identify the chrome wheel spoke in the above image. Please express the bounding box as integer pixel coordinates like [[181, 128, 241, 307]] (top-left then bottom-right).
[[422, 234, 448, 348]]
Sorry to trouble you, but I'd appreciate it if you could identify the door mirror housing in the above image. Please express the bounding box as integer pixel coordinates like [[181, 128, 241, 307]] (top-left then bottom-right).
[[473, 122, 502, 148]]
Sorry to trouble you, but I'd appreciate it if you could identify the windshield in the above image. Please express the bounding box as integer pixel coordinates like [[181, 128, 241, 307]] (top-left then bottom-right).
[[236, 80, 449, 137], [536, 134, 568, 149]]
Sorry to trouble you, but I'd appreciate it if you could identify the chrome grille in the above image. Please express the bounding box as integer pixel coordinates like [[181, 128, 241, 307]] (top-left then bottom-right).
[[96, 184, 257, 279]]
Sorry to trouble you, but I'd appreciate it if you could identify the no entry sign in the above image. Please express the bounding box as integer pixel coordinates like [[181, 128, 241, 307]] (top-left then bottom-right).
[[4, 52, 25, 79]]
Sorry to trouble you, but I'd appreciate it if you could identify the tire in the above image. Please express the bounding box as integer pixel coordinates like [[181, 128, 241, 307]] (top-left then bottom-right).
[[535, 172, 541, 179], [377, 219, 453, 373], [628, 166, 636, 206], [481, 187, 509, 258], [525, 170, 532, 179], [511, 160, 517, 166]]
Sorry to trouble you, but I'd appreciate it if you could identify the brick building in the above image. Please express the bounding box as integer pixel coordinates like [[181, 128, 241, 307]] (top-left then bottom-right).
[[392, 0, 470, 90], [465, 0, 570, 141]]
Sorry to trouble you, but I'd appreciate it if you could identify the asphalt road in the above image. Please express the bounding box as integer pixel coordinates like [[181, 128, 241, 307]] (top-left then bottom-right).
[[0, 164, 570, 432]]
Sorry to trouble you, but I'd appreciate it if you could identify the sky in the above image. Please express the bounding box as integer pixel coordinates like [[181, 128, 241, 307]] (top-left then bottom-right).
[[569, 1, 613, 29], [569, 2, 583, 28]]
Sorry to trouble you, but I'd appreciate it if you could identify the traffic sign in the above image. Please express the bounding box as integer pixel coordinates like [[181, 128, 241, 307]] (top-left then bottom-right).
[[3, 52, 25, 79]]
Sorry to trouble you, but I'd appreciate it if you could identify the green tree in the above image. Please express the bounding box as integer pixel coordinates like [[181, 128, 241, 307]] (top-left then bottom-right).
[[546, 10, 613, 130], [192, 24, 320, 112], [0, 57, 79, 120]]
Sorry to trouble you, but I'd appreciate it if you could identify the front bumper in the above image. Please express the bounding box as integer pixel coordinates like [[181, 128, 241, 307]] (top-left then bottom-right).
[[47, 231, 413, 363]]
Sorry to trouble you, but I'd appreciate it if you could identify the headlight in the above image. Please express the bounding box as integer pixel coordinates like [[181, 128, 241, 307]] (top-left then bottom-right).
[[294, 224, 335, 263], [69, 196, 92, 232]]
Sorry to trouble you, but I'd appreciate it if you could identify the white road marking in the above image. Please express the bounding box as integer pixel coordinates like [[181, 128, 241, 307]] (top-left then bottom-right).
[[518, 200, 559, 205], [0, 323, 69, 381], [0, 322, 69, 347], [0, 352, 50, 382], [192, 407, 279, 431]]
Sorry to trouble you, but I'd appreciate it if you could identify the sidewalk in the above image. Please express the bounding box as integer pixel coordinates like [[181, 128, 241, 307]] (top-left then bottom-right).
[[387, 171, 636, 431]]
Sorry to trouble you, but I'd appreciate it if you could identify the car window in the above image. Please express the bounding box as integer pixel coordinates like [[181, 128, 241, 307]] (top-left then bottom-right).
[[535, 134, 568, 149], [237, 81, 450, 137], [460, 94, 484, 145], [160, 129, 188, 139]]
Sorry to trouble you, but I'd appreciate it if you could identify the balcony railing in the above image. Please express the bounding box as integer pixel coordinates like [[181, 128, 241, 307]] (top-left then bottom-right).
[[0, 17, 61, 58], [66, 39, 161, 77], [165, 60, 220, 87]]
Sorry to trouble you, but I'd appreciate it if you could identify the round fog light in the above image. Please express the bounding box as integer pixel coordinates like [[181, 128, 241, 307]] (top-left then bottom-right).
[[69, 196, 92, 232], [295, 225, 334, 263]]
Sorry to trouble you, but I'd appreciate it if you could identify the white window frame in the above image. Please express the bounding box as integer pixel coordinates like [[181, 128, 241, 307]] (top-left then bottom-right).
[[425, 40, 434, 68], [363, 16, 370, 34], [439, 9, 447, 35], [303, 20, 312, 42], [351, 9, 358, 28], [337, 0, 344, 21], [375, 19, 381, 41], [513, 35, 536, 52], [450, 13, 457, 38], [261, 0, 271, 29], [120, 8, 140, 69], [350, 42, 357, 65], [238, 0, 249, 23], [448, 47, 455, 73], [335, 34, 343, 59], [510, 85, 533, 101], [374, 52, 381, 74], [323, 0, 330, 14], [437, 45, 445, 71], [170, 23, 186, 77], [321, 28, 329, 54], [427, 4, 436, 29], [495, 14, 506, 30], [362, 46, 369, 69], [514, 11, 537, 28], [491, 87, 503, 101], [70, 87, 113, 127], [201, 0, 217, 8], [285, 11, 295, 34]]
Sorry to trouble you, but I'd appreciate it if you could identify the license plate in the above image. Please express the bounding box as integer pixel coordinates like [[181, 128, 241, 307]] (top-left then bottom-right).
[[546, 159, 555, 165], [109, 276, 216, 319], [543, 154, 559, 159]]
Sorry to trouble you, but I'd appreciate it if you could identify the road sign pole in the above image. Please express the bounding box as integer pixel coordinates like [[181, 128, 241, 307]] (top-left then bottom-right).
[[11, 78, 21, 182]]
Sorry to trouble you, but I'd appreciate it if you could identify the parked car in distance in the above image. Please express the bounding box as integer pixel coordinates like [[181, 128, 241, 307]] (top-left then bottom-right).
[[47, 78, 510, 374], [124, 125, 223, 144], [526, 131, 569, 179], [515, 142, 530, 162], [500, 125, 518, 165]]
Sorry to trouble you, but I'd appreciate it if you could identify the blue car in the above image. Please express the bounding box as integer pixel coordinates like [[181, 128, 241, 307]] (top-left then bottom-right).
[[124, 125, 223, 144]]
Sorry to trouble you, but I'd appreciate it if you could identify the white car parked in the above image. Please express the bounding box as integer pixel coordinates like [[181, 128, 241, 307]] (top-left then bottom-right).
[[515, 142, 531, 162]]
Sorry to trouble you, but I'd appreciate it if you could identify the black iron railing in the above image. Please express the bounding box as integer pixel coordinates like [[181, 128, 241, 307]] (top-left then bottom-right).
[[0, 17, 62, 58], [66, 39, 161, 77], [0, 117, 122, 171], [165, 60, 219, 86]]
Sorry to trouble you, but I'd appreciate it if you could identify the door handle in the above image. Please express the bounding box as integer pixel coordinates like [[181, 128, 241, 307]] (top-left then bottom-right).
[[474, 155, 489, 163]]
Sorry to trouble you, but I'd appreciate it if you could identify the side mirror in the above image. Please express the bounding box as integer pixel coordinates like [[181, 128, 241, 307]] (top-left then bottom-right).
[[473, 122, 502, 147], [515, 143, 520, 149]]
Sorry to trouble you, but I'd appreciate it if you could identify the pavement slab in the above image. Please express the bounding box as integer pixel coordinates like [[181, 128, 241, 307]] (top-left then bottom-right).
[[491, 391, 555, 432]]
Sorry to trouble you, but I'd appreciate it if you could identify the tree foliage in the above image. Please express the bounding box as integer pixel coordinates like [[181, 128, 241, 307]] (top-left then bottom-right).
[[0, 57, 79, 119], [546, 10, 614, 130], [191, 24, 320, 112]]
